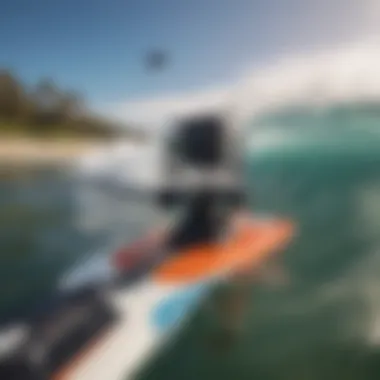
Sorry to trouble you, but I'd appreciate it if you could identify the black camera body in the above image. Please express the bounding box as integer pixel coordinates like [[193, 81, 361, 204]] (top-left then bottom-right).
[[157, 113, 245, 249], [158, 113, 244, 203]]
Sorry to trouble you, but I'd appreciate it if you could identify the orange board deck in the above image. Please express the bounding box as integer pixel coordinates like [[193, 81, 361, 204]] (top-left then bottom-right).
[[153, 218, 295, 285]]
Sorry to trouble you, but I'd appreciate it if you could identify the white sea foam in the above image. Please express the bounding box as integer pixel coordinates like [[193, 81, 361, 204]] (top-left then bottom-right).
[[74, 139, 162, 190]]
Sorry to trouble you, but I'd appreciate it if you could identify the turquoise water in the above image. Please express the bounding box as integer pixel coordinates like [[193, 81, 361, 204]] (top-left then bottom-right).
[[135, 107, 380, 380], [1, 105, 380, 379], [0, 171, 86, 320], [0, 170, 162, 322]]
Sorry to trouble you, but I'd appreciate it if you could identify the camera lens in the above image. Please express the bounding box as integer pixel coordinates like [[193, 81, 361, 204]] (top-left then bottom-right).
[[174, 115, 224, 168]]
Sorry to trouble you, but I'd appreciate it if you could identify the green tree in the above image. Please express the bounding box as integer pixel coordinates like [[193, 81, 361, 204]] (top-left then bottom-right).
[[0, 70, 25, 122], [0, 67, 145, 140]]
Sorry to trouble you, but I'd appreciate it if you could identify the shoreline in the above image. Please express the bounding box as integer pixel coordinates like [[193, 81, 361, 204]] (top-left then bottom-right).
[[0, 136, 109, 167], [0, 136, 111, 179]]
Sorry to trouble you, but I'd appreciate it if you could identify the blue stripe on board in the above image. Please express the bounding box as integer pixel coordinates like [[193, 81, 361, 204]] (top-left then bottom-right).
[[151, 283, 211, 332]]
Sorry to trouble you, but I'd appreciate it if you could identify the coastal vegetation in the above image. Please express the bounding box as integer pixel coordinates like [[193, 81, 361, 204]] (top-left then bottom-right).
[[0, 68, 143, 140]]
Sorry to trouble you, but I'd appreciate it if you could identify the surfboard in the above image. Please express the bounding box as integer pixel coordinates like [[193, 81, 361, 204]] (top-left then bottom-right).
[[153, 217, 293, 284], [53, 214, 295, 380]]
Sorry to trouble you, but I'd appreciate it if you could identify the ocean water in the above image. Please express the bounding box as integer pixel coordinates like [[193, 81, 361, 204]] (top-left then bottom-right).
[[1, 105, 380, 379], [135, 108, 380, 380], [0, 169, 162, 323]]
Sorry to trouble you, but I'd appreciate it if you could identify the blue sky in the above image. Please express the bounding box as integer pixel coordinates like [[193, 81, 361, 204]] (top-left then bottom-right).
[[1, 0, 378, 123]]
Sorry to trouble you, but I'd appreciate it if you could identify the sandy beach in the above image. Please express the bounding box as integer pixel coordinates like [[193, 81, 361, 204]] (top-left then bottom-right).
[[0, 136, 108, 167]]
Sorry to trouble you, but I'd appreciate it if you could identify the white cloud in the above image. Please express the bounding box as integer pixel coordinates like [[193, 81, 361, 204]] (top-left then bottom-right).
[[104, 38, 380, 129], [234, 38, 380, 122], [100, 0, 380, 129], [102, 86, 232, 131]]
